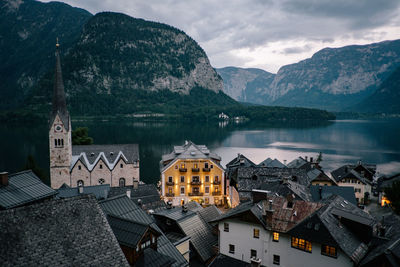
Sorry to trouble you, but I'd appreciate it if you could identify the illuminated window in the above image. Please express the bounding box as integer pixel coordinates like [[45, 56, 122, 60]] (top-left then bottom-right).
[[181, 163, 185, 168], [168, 187, 173, 194], [215, 186, 219, 192], [214, 176, 219, 182], [321, 245, 337, 258], [205, 187, 209, 194], [194, 163, 198, 168], [253, 228, 260, 238], [273, 232, 279, 242], [291, 237, 312, 252], [224, 223, 229, 232]]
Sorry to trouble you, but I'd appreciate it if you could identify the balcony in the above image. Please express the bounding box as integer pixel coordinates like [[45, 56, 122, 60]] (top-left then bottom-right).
[[213, 181, 221, 185], [166, 193, 175, 197], [166, 181, 174, 186], [212, 191, 221, 196], [189, 192, 204, 196], [191, 181, 201, 185], [203, 168, 211, 172], [192, 168, 200, 172], [179, 168, 187, 172]]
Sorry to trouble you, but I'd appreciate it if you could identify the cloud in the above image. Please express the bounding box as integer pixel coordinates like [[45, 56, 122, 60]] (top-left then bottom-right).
[[39, 0, 400, 72]]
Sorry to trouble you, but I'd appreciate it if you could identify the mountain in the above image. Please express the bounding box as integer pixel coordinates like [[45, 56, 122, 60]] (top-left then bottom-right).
[[219, 40, 400, 111], [216, 67, 275, 104], [25, 11, 229, 115], [351, 66, 400, 114], [0, 0, 92, 109]]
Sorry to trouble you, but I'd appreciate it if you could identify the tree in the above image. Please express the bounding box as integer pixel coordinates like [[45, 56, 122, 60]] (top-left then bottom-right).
[[384, 181, 400, 214], [72, 127, 93, 145], [316, 152, 323, 163], [21, 155, 48, 184]]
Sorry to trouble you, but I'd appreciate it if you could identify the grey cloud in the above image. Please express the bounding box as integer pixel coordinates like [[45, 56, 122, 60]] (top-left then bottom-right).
[[282, 45, 313, 54]]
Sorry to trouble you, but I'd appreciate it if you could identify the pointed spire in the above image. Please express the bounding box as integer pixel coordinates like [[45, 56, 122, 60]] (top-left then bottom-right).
[[50, 39, 70, 130]]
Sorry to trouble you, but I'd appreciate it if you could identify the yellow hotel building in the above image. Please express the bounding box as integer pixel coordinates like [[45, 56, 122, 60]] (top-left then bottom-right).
[[160, 141, 225, 206]]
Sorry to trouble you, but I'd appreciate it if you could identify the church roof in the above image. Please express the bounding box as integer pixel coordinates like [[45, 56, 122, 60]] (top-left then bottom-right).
[[71, 144, 139, 171], [49, 43, 70, 131]]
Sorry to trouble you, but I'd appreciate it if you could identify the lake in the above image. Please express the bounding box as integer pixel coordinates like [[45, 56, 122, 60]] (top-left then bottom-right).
[[1, 119, 400, 184]]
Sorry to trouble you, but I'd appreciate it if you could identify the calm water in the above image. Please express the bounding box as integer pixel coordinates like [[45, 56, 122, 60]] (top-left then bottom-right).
[[1, 119, 400, 184]]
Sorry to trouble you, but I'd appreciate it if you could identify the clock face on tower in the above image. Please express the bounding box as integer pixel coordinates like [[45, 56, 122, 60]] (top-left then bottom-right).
[[55, 125, 63, 132]]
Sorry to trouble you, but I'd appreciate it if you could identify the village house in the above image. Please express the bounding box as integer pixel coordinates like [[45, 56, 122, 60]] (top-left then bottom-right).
[[212, 194, 376, 267], [160, 141, 226, 206], [377, 173, 400, 206], [49, 43, 139, 189], [307, 168, 337, 186]]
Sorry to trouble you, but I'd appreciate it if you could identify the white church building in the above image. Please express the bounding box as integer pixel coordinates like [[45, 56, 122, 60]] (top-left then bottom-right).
[[49, 42, 139, 189]]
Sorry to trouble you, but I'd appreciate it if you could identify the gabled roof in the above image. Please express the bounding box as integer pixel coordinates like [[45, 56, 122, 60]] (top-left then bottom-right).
[[198, 205, 222, 223], [288, 195, 374, 264], [154, 207, 217, 262], [108, 184, 165, 211], [136, 247, 176, 267], [226, 153, 257, 168], [258, 180, 312, 201], [106, 214, 160, 248], [0, 195, 129, 266], [258, 157, 286, 168], [71, 144, 139, 171], [160, 141, 222, 172], [209, 254, 250, 267], [287, 157, 309, 169], [331, 163, 375, 183], [99, 195, 188, 267], [379, 173, 400, 191], [307, 168, 335, 183], [0, 170, 57, 209], [310, 185, 357, 206], [57, 184, 110, 200]]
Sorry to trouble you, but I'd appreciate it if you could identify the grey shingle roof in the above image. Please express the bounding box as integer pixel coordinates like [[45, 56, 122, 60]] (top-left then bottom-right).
[[310, 185, 357, 205], [136, 247, 176, 267], [57, 184, 110, 200], [198, 205, 222, 223], [258, 180, 312, 201], [99, 195, 188, 267], [258, 157, 286, 168], [331, 163, 376, 183], [108, 184, 165, 211], [154, 207, 217, 263], [209, 254, 251, 267], [0, 195, 129, 266], [0, 170, 57, 209]]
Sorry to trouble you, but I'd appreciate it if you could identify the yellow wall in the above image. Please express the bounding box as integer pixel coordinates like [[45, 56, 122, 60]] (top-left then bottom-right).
[[162, 159, 224, 204]]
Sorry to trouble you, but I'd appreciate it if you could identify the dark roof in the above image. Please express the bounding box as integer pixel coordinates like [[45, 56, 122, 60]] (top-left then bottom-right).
[[288, 195, 374, 264], [99, 195, 188, 267], [50, 45, 69, 131], [57, 184, 110, 200], [379, 173, 400, 191], [258, 180, 311, 201], [310, 185, 357, 206], [307, 169, 334, 183], [136, 247, 176, 267], [198, 205, 222, 223], [287, 157, 312, 170], [72, 144, 139, 164], [108, 184, 165, 211], [106, 214, 160, 248], [331, 163, 375, 183], [258, 157, 286, 168], [208, 254, 250, 267], [0, 170, 57, 209], [154, 207, 217, 262], [0, 195, 129, 266], [226, 153, 257, 168], [360, 214, 400, 267]]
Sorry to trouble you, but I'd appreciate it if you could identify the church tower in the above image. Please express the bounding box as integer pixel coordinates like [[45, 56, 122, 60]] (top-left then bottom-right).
[[49, 40, 72, 189]]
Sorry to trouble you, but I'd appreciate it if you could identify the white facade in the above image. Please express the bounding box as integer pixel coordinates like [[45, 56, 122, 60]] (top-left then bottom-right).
[[218, 219, 353, 267], [338, 179, 371, 204]]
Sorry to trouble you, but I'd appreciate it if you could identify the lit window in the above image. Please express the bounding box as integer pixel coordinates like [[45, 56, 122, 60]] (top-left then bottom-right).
[[194, 163, 198, 168], [168, 187, 173, 194], [214, 176, 219, 182], [205, 176, 210, 182], [273, 255, 280, 265], [291, 237, 312, 252], [215, 186, 219, 192], [181, 163, 185, 168], [251, 249, 257, 259], [205, 187, 209, 194], [253, 228, 260, 239], [321, 245, 337, 258], [224, 223, 229, 232], [273, 232, 279, 242], [180, 176, 185, 183], [229, 244, 235, 254]]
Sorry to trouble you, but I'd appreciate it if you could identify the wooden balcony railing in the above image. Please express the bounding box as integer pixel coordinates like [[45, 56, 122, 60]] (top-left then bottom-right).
[[179, 168, 187, 172], [202, 168, 211, 172], [191, 181, 201, 185], [166, 181, 174, 186], [213, 181, 221, 185], [189, 192, 204, 196], [192, 168, 200, 172], [212, 191, 221, 196], [166, 193, 175, 197]]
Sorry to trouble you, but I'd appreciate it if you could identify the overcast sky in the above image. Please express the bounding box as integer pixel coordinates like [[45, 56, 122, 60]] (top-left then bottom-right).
[[40, 0, 400, 73]]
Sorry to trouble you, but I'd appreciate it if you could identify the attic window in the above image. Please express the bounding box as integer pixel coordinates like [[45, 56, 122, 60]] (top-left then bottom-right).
[[100, 164, 103, 169], [78, 165, 81, 170], [120, 163, 123, 168]]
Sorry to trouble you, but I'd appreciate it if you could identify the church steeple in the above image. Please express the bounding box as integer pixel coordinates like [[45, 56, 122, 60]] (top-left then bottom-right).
[[50, 38, 70, 131]]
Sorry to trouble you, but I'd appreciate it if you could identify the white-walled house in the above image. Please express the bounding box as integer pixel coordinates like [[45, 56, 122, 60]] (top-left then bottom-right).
[[212, 195, 375, 267]]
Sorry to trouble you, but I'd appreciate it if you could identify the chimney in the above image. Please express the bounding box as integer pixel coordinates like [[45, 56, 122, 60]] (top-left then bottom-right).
[[263, 199, 274, 226], [126, 189, 131, 199], [0, 172, 9, 186], [305, 156, 308, 161], [268, 199, 273, 211], [319, 186, 322, 200], [166, 201, 172, 209], [310, 157, 313, 163], [250, 257, 261, 267], [133, 179, 138, 189], [182, 205, 188, 213]]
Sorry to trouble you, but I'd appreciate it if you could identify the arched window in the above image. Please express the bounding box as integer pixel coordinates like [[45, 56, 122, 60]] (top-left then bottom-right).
[[119, 178, 126, 187], [54, 139, 57, 146], [77, 180, 84, 187], [61, 139, 64, 146], [57, 139, 61, 146]]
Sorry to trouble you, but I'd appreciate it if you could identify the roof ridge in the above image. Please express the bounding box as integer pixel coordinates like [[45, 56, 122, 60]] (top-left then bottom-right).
[[107, 213, 150, 227], [99, 194, 127, 203], [8, 169, 35, 177]]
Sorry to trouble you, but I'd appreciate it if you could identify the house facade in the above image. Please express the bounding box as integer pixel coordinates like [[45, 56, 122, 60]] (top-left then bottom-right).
[[160, 141, 225, 206], [49, 43, 139, 189]]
